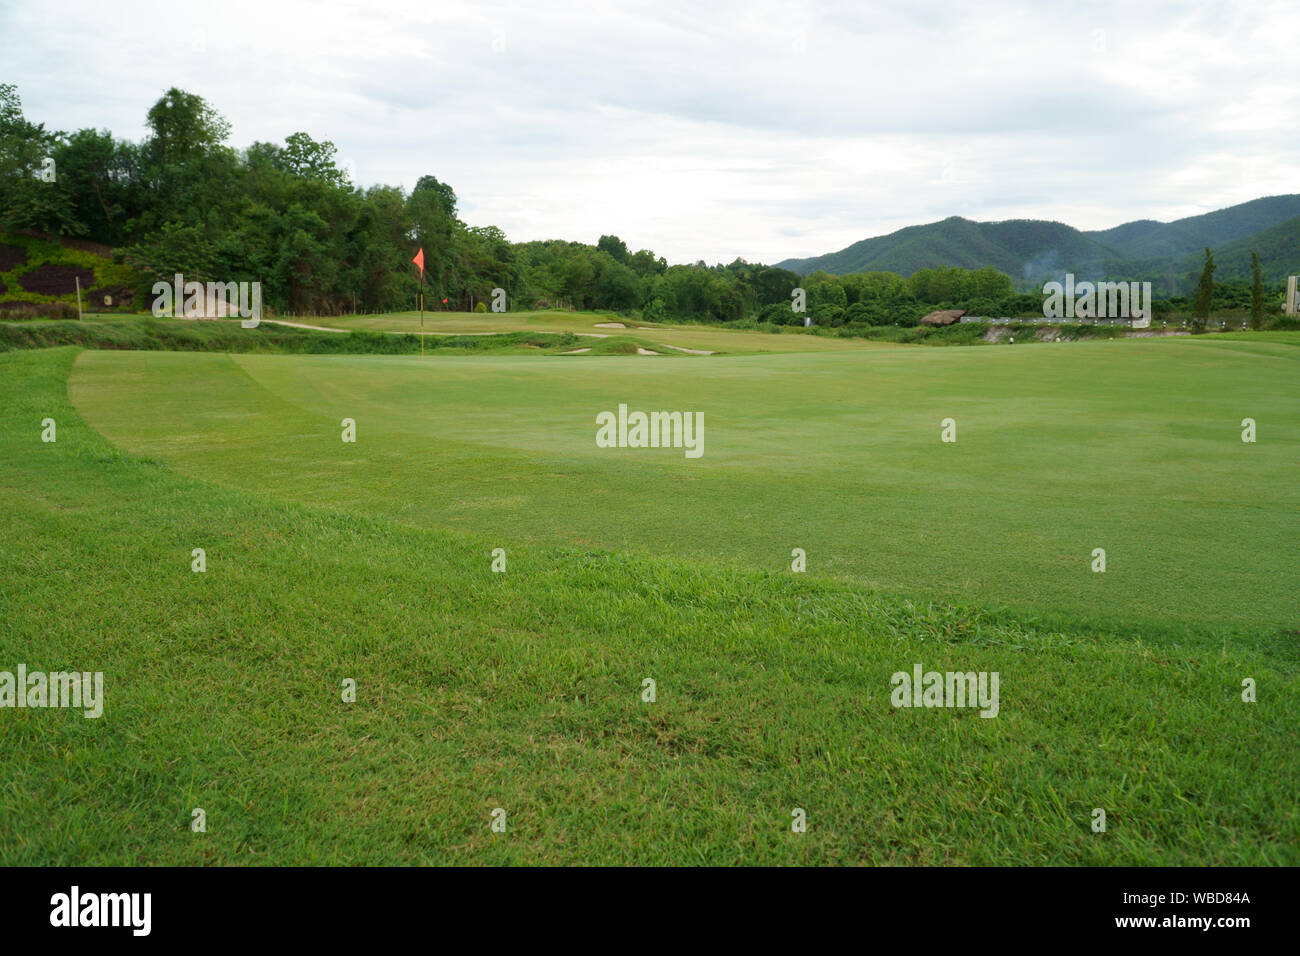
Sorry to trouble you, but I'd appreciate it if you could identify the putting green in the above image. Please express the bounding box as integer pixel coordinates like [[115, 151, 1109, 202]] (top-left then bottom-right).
[[69, 336, 1299, 636]]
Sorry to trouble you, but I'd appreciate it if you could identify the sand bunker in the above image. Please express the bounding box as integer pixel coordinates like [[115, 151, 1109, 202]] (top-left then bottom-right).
[[636, 347, 659, 355], [262, 318, 347, 333], [561, 347, 592, 354], [594, 322, 626, 328], [657, 343, 714, 355]]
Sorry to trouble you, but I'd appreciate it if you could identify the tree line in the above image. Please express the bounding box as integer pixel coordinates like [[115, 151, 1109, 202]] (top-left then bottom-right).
[[0, 84, 1286, 326]]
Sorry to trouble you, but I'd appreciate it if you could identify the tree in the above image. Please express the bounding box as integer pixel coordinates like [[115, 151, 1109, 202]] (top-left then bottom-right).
[[412, 175, 457, 218], [970, 264, 1014, 300], [555, 248, 596, 308], [1192, 247, 1215, 329], [594, 257, 640, 310], [119, 221, 219, 281], [1250, 250, 1264, 330], [753, 266, 799, 306], [53, 128, 140, 244], [627, 248, 666, 277], [143, 88, 231, 168], [0, 83, 80, 235], [281, 132, 349, 188], [596, 234, 628, 263], [654, 264, 741, 321], [804, 270, 847, 321], [406, 175, 460, 302]]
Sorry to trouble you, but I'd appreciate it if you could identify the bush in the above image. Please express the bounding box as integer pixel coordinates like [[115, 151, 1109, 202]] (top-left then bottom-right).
[[0, 301, 78, 319], [812, 304, 845, 327], [641, 297, 667, 323], [758, 302, 799, 326]]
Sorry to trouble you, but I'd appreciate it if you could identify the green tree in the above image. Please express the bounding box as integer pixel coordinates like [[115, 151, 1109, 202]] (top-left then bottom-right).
[[804, 270, 847, 321], [406, 175, 460, 303], [0, 83, 80, 235], [281, 132, 349, 188], [594, 257, 641, 310], [1192, 247, 1215, 329], [1250, 251, 1264, 329], [753, 266, 799, 306], [53, 128, 140, 244], [627, 248, 666, 277], [596, 234, 628, 263], [143, 88, 231, 168], [412, 175, 457, 218]]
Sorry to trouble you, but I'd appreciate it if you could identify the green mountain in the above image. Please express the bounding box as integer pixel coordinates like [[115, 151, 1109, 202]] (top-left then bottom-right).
[[776, 216, 1121, 281], [776, 195, 1300, 293], [1085, 195, 1300, 260], [1156, 213, 1300, 288]]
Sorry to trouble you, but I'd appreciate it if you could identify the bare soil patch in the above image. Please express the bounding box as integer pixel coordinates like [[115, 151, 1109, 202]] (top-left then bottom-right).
[[18, 263, 95, 296]]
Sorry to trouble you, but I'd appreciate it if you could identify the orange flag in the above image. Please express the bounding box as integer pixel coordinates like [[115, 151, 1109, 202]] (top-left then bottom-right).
[[412, 247, 425, 278]]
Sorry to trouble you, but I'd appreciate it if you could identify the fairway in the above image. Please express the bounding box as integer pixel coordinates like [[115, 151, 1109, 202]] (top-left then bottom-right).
[[68, 336, 1300, 636], [297, 308, 889, 354], [3, 339, 1298, 866]]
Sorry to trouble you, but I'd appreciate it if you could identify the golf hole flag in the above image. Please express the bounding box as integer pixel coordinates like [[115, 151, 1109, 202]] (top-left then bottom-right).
[[413, 247, 426, 355]]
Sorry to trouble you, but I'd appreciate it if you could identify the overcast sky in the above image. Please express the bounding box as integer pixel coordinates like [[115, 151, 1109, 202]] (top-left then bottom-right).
[[4, 0, 1298, 264]]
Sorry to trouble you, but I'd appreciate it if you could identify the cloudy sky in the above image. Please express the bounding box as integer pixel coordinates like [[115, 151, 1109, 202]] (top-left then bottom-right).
[[4, 0, 1298, 264]]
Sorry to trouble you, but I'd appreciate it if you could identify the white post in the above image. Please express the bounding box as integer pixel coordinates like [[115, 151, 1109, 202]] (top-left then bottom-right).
[[74, 275, 83, 321], [1286, 276, 1298, 316]]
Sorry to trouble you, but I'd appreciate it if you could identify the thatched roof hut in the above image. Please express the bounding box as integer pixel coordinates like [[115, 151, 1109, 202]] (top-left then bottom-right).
[[920, 309, 966, 326]]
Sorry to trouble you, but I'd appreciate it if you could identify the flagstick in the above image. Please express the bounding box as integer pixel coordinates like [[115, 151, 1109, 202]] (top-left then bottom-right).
[[412, 247, 426, 357]]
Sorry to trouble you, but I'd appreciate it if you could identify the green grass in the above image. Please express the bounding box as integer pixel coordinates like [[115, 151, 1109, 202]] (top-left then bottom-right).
[[0, 316, 611, 356], [0, 311, 901, 356], [1, 347, 1296, 865], [304, 308, 892, 354], [64, 335, 1300, 638]]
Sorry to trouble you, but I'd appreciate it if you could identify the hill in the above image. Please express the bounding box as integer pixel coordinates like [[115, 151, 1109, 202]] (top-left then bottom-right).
[[777, 195, 1300, 292], [778, 217, 1123, 283], [1085, 195, 1300, 260], [1160, 212, 1300, 286]]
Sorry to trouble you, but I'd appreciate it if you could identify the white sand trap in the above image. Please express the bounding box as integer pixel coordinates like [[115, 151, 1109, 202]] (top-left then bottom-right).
[[594, 321, 626, 328], [262, 318, 347, 333], [636, 347, 660, 355], [561, 347, 592, 354], [575, 332, 608, 338], [657, 343, 714, 355]]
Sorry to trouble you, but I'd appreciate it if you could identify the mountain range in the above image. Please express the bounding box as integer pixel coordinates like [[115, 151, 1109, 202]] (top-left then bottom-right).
[[775, 195, 1300, 294]]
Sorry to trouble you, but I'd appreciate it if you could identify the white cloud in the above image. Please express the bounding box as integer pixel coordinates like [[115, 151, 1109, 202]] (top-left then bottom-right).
[[4, 0, 1298, 263]]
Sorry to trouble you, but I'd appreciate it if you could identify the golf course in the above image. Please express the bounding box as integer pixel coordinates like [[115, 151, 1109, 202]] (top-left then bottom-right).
[[1, 322, 1295, 865], [270, 307, 890, 354]]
